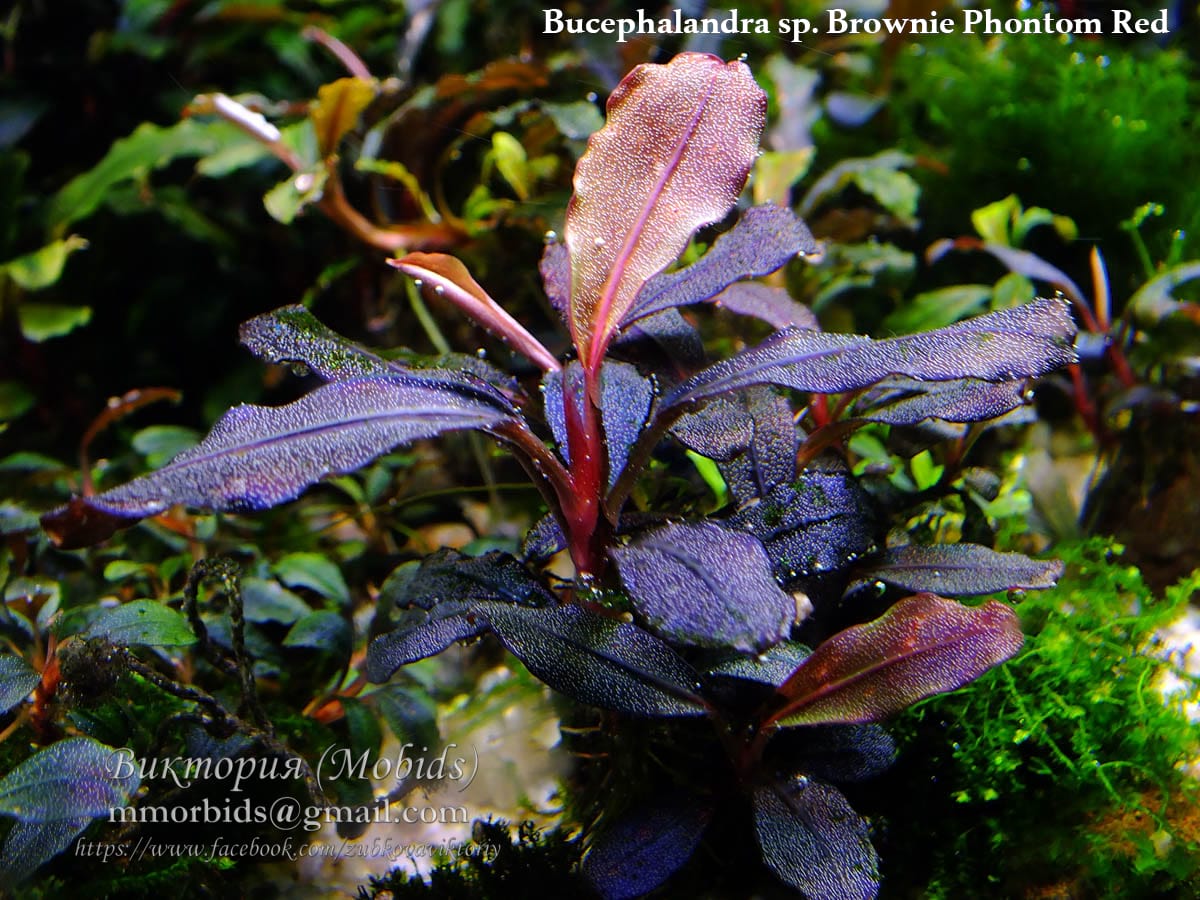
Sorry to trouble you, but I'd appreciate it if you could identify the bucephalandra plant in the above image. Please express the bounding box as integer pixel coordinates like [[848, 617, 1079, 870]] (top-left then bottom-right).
[[40, 53, 1077, 898]]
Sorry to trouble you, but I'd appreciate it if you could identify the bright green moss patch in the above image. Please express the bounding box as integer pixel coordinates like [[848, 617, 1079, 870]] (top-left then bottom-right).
[[882, 538, 1200, 898]]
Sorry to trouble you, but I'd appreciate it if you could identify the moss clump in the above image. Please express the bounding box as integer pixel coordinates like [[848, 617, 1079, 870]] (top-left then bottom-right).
[[880, 539, 1200, 898]]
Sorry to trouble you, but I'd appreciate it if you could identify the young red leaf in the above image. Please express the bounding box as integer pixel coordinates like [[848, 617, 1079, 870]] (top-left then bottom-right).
[[566, 53, 766, 371], [389, 252, 560, 372], [767, 593, 1023, 728]]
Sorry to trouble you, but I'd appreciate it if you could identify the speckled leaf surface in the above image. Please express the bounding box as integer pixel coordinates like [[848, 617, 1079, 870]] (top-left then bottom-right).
[[484, 603, 707, 716], [770, 593, 1024, 728], [613, 521, 793, 652], [850, 544, 1063, 596], [711, 282, 820, 331], [753, 776, 878, 900], [565, 53, 766, 367], [729, 472, 876, 580], [767, 725, 898, 784], [380, 548, 555, 610], [0, 654, 40, 717], [539, 240, 570, 317], [854, 377, 1030, 425], [365, 602, 485, 682], [42, 375, 515, 548], [0, 736, 140, 822], [584, 795, 713, 900], [665, 298, 1077, 408], [620, 204, 817, 326], [543, 361, 654, 487], [240, 305, 399, 380]]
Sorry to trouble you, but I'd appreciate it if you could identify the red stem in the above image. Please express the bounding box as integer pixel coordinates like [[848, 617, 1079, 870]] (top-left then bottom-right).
[[562, 366, 610, 578]]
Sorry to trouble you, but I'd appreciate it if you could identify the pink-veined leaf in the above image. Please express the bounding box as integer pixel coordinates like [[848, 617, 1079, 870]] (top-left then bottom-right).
[[565, 52, 766, 371], [766, 593, 1023, 728]]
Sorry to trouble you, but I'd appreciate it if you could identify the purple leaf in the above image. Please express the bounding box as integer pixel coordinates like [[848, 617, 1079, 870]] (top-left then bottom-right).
[[0, 736, 141, 822], [42, 375, 515, 548], [390, 252, 560, 372], [854, 377, 1031, 425], [664, 298, 1077, 409], [381, 548, 555, 610], [520, 512, 567, 562], [539, 240, 570, 317], [671, 396, 754, 463], [613, 521, 794, 652], [767, 725, 897, 784], [565, 52, 766, 370], [706, 640, 812, 688], [850, 544, 1064, 597], [613, 308, 706, 373], [366, 602, 486, 681], [584, 795, 713, 900], [729, 472, 877, 580], [712, 282, 820, 331], [240, 305, 399, 380], [620, 205, 818, 326], [753, 776, 878, 900], [543, 361, 655, 488], [768, 593, 1024, 728], [2, 817, 95, 884], [483, 603, 708, 717]]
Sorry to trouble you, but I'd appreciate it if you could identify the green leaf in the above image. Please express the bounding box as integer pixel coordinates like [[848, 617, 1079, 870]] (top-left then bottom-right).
[[85, 600, 196, 647], [16, 304, 93, 342], [47, 119, 251, 231], [354, 158, 438, 222], [272, 552, 349, 605], [991, 272, 1035, 310], [263, 167, 328, 225], [0, 736, 140, 822], [241, 577, 310, 625], [283, 610, 352, 661], [0, 382, 34, 422], [752, 149, 814, 206], [541, 100, 604, 141], [882, 285, 992, 334], [0, 236, 88, 290], [490, 132, 531, 200], [853, 166, 920, 223], [971, 195, 1020, 246], [102, 561, 146, 583], [131, 425, 200, 469], [0, 654, 40, 716]]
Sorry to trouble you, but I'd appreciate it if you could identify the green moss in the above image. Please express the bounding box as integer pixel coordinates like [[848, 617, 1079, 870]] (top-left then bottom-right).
[[881, 539, 1200, 897]]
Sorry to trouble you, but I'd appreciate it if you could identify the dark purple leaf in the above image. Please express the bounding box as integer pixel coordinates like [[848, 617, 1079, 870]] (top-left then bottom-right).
[[365, 603, 486, 682], [753, 776, 878, 900], [543, 361, 654, 488], [705, 640, 812, 688], [672, 397, 754, 463], [566, 53, 766, 368], [0, 736, 141, 822], [613, 521, 794, 652], [718, 389, 798, 504], [240, 305, 398, 380], [769, 594, 1024, 728], [713, 282, 820, 331], [614, 308, 706, 372], [42, 375, 514, 548], [664, 298, 1077, 410], [539, 240, 570, 317], [767, 725, 897, 784], [854, 377, 1031, 425], [620, 205, 818, 326], [729, 472, 877, 581], [1, 817, 93, 884], [380, 548, 555, 611], [483, 603, 707, 717], [0, 654, 41, 716], [584, 795, 713, 900], [672, 388, 797, 504], [520, 513, 566, 563], [850, 544, 1063, 597]]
